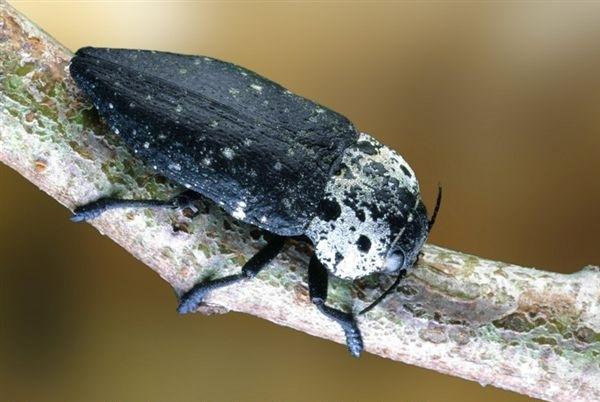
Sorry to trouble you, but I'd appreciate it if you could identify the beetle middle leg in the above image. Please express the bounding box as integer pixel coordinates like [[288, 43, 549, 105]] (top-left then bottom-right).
[[308, 254, 363, 357], [177, 235, 286, 314], [70, 190, 202, 222]]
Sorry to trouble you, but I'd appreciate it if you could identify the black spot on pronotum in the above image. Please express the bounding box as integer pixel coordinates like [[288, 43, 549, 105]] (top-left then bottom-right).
[[318, 199, 341, 221], [363, 161, 386, 176], [356, 235, 371, 253], [333, 163, 347, 177], [335, 252, 344, 265], [400, 165, 412, 178], [356, 140, 378, 155], [343, 168, 355, 180], [355, 209, 366, 222]]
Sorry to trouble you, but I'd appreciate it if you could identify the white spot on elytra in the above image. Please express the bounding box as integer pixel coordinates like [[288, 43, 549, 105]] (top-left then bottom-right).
[[175, 104, 183, 113], [179, 68, 187, 74], [114, 128, 119, 134], [145, 94, 153, 100], [229, 88, 239, 95], [108, 103, 114, 109], [250, 84, 263, 92], [274, 161, 283, 171], [169, 163, 181, 171], [143, 141, 150, 149], [210, 120, 219, 128], [222, 148, 235, 160], [232, 201, 247, 220], [260, 216, 268, 223], [203, 157, 212, 166], [316, 107, 325, 114], [243, 138, 252, 147]]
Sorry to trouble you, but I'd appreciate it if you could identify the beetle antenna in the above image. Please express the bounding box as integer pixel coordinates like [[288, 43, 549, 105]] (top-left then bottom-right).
[[428, 184, 442, 232], [359, 249, 407, 315]]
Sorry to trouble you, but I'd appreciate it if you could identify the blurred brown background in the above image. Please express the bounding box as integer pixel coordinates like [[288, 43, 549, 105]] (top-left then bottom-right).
[[2, 2, 600, 401]]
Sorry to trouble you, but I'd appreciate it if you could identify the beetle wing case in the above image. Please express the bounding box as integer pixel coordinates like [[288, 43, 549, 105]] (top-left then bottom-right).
[[70, 47, 358, 235]]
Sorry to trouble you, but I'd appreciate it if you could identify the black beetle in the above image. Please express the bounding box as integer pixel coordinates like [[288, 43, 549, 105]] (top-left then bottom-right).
[[69, 47, 441, 357]]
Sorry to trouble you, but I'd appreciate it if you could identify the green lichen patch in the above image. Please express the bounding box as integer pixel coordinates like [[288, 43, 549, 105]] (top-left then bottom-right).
[[575, 327, 600, 344], [68, 140, 94, 160], [489, 306, 600, 369], [532, 336, 558, 346], [493, 312, 537, 333], [15, 62, 34, 76]]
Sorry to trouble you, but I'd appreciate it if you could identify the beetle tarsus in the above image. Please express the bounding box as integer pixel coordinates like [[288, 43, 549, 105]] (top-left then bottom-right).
[[177, 274, 243, 314], [177, 235, 286, 314], [314, 301, 364, 357], [309, 254, 364, 357], [71, 203, 105, 222]]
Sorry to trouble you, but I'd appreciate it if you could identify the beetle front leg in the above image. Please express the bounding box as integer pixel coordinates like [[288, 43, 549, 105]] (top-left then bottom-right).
[[177, 235, 286, 314], [308, 254, 363, 357], [70, 190, 202, 222]]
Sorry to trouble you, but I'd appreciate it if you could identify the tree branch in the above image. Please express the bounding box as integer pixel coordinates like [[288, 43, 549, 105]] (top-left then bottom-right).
[[1, 2, 599, 401]]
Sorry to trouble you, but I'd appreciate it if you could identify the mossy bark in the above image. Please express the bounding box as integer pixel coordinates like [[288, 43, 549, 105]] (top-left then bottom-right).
[[1, 2, 599, 401]]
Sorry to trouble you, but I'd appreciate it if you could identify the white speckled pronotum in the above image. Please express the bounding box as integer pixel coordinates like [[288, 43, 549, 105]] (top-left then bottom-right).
[[306, 133, 425, 280]]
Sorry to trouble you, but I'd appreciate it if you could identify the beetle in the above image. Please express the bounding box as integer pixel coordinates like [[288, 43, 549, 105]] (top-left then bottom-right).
[[69, 47, 441, 357]]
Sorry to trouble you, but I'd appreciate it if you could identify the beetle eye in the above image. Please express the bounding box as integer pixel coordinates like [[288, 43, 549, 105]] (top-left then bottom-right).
[[390, 249, 403, 257], [384, 248, 406, 273]]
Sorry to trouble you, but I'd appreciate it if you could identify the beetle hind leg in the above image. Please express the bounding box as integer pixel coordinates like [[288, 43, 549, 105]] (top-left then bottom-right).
[[178, 235, 286, 314], [71, 190, 202, 222], [308, 254, 363, 357]]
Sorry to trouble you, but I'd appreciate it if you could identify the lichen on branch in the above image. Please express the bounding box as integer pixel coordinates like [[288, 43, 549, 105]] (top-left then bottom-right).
[[1, 2, 599, 401]]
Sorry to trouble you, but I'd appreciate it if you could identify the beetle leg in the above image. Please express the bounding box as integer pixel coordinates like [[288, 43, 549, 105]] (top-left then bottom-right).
[[308, 254, 363, 357], [70, 190, 202, 222], [177, 235, 286, 314]]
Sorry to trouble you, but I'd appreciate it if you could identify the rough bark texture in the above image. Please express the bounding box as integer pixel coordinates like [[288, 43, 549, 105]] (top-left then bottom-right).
[[1, 2, 599, 401]]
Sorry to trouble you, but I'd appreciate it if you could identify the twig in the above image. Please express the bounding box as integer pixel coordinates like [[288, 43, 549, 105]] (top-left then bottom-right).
[[1, 2, 599, 401]]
